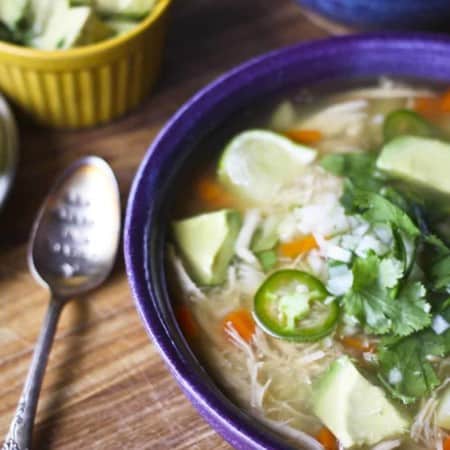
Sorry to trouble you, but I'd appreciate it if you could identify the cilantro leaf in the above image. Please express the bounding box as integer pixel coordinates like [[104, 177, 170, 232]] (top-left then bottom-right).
[[342, 253, 431, 336], [379, 258, 403, 288], [422, 233, 450, 293], [390, 282, 431, 336], [378, 314, 450, 403], [425, 233, 450, 253], [351, 190, 420, 238], [343, 253, 394, 334], [378, 335, 440, 404], [320, 152, 383, 191], [430, 255, 450, 292]]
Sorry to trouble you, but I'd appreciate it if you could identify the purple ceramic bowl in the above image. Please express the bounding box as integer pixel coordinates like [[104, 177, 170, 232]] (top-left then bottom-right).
[[124, 33, 450, 449], [294, 0, 450, 31]]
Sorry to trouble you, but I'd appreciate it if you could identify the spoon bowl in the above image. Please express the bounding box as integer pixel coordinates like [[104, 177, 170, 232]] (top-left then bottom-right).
[[29, 157, 121, 299]]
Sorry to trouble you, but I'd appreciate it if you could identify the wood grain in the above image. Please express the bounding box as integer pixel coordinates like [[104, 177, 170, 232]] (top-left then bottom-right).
[[0, 1, 329, 448]]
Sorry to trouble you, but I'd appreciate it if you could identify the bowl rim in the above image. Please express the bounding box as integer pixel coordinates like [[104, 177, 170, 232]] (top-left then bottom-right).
[[124, 32, 450, 449], [0, 0, 171, 59]]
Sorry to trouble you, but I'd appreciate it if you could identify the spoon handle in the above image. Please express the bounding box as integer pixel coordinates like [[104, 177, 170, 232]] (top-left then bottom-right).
[[2, 298, 63, 450]]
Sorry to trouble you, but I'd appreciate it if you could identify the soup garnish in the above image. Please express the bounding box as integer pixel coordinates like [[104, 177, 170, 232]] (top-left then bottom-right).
[[0, 0, 157, 50], [168, 80, 450, 449]]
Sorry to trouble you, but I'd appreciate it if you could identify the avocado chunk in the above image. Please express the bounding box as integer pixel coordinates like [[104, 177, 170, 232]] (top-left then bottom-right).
[[437, 386, 450, 430], [0, 0, 28, 29], [312, 356, 409, 448], [30, 1, 113, 50], [377, 136, 450, 201], [93, 0, 157, 19], [172, 210, 241, 286], [27, 0, 53, 36], [104, 18, 138, 35]]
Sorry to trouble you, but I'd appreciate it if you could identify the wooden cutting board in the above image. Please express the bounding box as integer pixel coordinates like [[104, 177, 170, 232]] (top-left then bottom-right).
[[0, 1, 329, 448]]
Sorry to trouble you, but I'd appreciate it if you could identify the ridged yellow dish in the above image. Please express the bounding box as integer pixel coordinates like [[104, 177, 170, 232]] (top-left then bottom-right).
[[0, 0, 171, 129]]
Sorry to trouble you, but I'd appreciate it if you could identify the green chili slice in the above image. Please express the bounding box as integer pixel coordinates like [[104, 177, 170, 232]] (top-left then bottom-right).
[[383, 109, 435, 142], [253, 269, 339, 342]]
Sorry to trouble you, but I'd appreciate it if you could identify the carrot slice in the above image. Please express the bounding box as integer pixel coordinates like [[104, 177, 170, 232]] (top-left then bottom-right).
[[444, 436, 450, 450], [440, 89, 450, 113], [413, 92, 450, 119], [340, 335, 376, 353], [223, 309, 255, 343], [196, 175, 233, 208], [413, 96, 441, 119], [279, 234, 318, 258], [315, 427, 338, 450], [284, 129, 322, 145], [176, 305, 198, 339]]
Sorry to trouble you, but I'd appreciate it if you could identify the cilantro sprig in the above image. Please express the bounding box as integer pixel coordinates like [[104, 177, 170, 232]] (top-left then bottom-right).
[[321, 151, 450, 403], [342, 252, 431, 336], [378, 309, 450, 404]]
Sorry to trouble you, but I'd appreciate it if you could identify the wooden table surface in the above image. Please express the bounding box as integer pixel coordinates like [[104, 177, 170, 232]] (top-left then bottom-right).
[[0, 2, 331, 449]]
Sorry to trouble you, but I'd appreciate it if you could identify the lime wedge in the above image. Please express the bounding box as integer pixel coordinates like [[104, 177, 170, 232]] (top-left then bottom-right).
[[218, 130, 317, 204]]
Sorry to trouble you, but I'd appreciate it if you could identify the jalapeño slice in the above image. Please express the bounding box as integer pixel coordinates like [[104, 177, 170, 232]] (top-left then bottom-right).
[[253, 269, 339, 342], [383, 109, 435, 142]]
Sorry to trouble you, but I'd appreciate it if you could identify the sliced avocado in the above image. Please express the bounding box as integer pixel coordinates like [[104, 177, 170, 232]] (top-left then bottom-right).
[[437, 386, 450, 430], [172, 210, 241, 286], [81, 12, 115, 44], [377, 136, 450, 203], [0, 0, 28, 30], [104, 18, 138, 35], [93, 0, 157, 19], [30, 2, 113, 50], [312, 356, 409, 448]]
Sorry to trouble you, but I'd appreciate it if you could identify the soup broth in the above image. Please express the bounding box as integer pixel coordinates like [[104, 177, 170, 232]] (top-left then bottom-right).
[[167, 79, 450, 450]]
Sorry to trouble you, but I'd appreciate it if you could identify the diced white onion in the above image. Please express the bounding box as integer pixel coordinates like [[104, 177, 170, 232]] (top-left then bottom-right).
[[355, 234, 387, 257], [388, 368, 403, 385], [295, 192, 349, 237], [373, 224, 393, 244], [339, 234, 359, 251], [432, 315, 450, 335], [353, 222, 370, 237], [278, 214, 298, 243], [327, 265, 353, 296], [326, 244, 352, 263], [306, 250, 326, 277]]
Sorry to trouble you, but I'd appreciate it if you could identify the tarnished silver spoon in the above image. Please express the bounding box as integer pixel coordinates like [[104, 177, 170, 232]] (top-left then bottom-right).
[[2, 156, 121, 450]]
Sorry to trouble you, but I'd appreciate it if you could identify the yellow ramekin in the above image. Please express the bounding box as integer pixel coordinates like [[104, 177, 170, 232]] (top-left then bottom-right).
[[0, 0, 171, 128]]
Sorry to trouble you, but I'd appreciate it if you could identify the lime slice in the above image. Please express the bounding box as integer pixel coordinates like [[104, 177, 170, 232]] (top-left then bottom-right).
[[218, 130, 317, 204]]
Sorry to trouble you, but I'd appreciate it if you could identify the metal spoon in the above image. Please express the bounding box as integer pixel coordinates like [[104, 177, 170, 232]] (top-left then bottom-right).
[[2, 156, 121, 450]]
